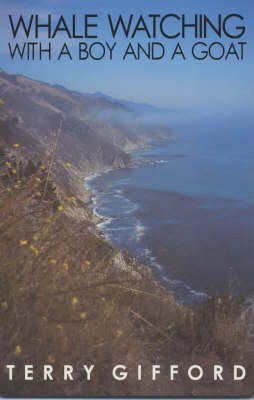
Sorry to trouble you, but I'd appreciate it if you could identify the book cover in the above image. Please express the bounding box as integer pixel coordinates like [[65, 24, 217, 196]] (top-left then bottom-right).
[[0, 0, 253, 397]]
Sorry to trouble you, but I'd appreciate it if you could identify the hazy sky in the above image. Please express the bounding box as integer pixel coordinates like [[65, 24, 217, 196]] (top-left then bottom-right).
[[0, 0, 253, 111]]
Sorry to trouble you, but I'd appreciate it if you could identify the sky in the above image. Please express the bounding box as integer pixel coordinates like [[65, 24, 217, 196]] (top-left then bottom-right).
[[0, 0, 253, 112]]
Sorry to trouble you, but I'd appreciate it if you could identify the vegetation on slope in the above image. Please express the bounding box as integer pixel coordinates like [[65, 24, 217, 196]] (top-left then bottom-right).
[[0, 131, 253, 397]]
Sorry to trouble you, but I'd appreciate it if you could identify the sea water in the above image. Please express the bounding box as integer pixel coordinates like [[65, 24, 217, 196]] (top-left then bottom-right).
[[85, 112, 254, 303]]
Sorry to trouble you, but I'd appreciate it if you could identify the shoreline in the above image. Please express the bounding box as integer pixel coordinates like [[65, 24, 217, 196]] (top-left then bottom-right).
[[84, 167, 124, 238], [83, 136, 174, 219], [82, 137, 250, 304], [82, 143, 208, 305]]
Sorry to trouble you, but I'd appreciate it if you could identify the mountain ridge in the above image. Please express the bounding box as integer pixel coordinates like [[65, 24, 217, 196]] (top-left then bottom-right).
[[0, 67, 173, 218]]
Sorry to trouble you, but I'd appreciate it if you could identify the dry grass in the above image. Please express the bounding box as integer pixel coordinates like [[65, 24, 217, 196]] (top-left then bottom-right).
[[0, 143, 253, 397]]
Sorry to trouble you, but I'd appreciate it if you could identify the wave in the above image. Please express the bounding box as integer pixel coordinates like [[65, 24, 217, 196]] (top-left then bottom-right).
[[97, 218, 113, 230], [106, 226, 132, 232], [83, 152, 209, 305], [135, 220, 146, 241], [161, 276, 207, 304], [93, 207, 106, 220], [84, 172, 102, 187]]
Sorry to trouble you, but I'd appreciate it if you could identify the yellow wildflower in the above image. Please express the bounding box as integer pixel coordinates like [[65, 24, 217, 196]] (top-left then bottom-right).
[[29, 245, 39, 255], [17, 180, 22, 184], [71, 196, 76, 202], [13, 144, 20, 148], [50, 259, 57, 265], [47, 355, 56, 364], [1, 301, 8, 308], [5, 161, 11, 168], [57, 324, 63, 330], [33, 236, 39, 241], [20, 240, 28, 246], [116, 329, 123, 339], [36, 191, 42, 197], [63, 263, 69, 272], [14, 345, 22, 355], [11, 169, 17, 174], [7, 188, 11, 192], [80, 312, 87, 319], [40, 165, 46, 171], [72, 297, 79, 307], [65, 162, 72, 167], [14, 185, 20, 189], [35, 177, 41, 182], [85, 260, 91, 265], [57, 206, 64, 211]]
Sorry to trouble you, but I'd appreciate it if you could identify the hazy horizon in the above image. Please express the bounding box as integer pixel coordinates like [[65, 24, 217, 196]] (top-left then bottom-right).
[[0, 0, 253, 113]]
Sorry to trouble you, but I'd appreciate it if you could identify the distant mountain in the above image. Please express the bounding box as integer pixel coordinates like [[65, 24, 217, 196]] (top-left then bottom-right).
[[0, 68, 131, 168], [0, 68, 173, 202], [86, 91, 175, 115]]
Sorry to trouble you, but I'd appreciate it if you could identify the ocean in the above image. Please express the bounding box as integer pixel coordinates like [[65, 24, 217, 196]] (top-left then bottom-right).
[[85, 112, 254, 303]]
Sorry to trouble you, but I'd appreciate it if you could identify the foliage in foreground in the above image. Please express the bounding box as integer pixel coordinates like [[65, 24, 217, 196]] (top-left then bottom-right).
[[0, 144, 253, 397]]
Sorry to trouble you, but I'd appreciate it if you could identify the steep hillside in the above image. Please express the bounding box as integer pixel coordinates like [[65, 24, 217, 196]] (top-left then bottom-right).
[[0, 68, 173, 155], [0, 141, 253, 398], [0, 68, 173, 208], [0, 69, 133, 168], [0, 69, 133, 211], [0, 71, 252, 397]]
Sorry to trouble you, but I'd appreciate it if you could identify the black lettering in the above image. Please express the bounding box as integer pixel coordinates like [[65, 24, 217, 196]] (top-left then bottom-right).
[[209, 42, 225, 60], [148, 14, 160, 38], [89, 42, 105, 60], [192, 42, 208, 60], [171, 43, 185, 60], [160, 14, 180, 39], [79, 42, 88, 60], [72, 15, 83, 38], [204, 14, 222, 38], [223, 14, 245, 38], [58, 43, 72, 60], [8, 42, 26, 59], [238, 42, 247, 59], [9, 15, 34, 38], [52, 16, 71, 39], [106, 42, 116, 60], [123, 43, 137, 60], [131, 16, 151, 38], [35, 14, 51, 39], [84, 15, 98, 39], [108, 15, 133, 38], [39, 42, 51, 60], [182, 14, 198, 38]]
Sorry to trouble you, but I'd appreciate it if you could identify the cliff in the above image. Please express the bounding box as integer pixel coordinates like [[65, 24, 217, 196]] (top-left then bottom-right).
[[0, 71, 253, 397], [0, 68, 173, 217]]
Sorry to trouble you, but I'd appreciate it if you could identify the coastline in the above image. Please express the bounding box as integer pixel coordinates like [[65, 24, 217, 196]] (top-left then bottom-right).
[[82, 142, 207, 304], [84, 167, 123, 237], [81, 132, 254, 302], [1, 54, 254, 397], [1, 126, 253, 400], [83, 137, 173, 229]]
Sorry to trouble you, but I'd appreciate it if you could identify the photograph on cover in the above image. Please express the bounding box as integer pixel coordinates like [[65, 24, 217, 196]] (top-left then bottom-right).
[[0, 0, 253, 397]]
